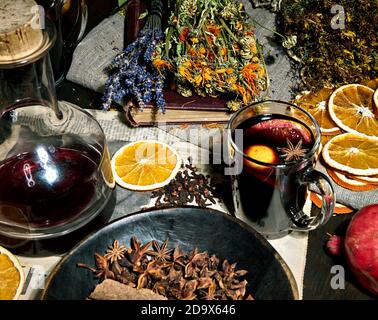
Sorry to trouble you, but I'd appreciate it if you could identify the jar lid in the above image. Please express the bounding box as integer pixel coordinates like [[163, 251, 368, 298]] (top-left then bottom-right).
[[0, 1, 56, 68]]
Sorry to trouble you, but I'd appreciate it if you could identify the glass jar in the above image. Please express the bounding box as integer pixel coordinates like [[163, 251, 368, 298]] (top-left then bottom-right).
[[0, 20, 114, 240]]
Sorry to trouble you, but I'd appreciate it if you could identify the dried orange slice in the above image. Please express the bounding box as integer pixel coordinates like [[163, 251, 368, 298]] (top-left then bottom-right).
[[328, 84, 378, 137], [111, 140, 181, 191], [0, 246, 24, 300], [310, 192, 354, 215], [294, 88, 341, 135], [362, 78, 378, 90], [352, 174, 378, 185], [326, 167, 377, 192], [322, 133, 378, 176], [101, 145, 115, 189], [373, 89, 378, 118], [321, 134, 335, 148]]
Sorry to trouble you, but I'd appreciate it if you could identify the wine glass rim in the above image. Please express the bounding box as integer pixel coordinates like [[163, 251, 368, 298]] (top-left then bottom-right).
[[227, 99, 321, 168]]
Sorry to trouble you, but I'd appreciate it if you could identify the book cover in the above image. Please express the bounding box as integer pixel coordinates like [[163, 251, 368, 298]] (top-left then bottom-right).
[[127, 90, 232, 126]]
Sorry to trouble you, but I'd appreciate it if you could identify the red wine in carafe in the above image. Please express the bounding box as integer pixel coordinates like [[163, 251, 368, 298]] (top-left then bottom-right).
[[0, 148, 98, 228]]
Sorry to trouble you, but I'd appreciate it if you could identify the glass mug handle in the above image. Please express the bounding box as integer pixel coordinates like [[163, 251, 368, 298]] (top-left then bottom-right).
[[290, 167, 335, 231]]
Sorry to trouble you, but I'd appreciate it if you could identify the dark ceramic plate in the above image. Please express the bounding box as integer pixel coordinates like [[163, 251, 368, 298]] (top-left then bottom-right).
[[42, 207, 299, 300]]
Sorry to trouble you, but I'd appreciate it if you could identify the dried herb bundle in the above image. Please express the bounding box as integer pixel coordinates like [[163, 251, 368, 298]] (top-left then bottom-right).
[[102, 0, 166, 111], [153, 0, 268, 111], [151, 157, 217, 208], [78, 237, 253, 300], [277, 0, 378, 90]]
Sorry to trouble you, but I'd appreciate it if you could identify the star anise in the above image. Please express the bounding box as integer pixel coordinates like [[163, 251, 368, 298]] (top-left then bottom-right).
[[137, 260, 167, 289], [104, 240, 127, 263], [278, 139, 308, 162], [129, 236, 152, 269], [197, 277, 213, 290], [94, 253, 115, 280], [80, 236, 253, 300], [147, 239, 172, 262], [172, 246, 185, 267], [202, 281, 217, 300]]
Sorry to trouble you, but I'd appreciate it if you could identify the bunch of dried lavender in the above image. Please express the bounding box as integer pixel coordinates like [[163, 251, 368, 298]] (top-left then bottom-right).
[[78, 237, 253, 300], [151, 157, 217, 208], [102, 0, 166, 112]]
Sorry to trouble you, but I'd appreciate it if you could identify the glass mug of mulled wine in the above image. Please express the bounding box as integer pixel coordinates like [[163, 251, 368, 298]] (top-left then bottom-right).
[[227, 100, 335, 239]]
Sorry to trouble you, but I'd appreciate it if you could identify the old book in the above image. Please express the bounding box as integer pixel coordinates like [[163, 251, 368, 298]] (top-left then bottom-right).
[[128, 90, 232, 125]]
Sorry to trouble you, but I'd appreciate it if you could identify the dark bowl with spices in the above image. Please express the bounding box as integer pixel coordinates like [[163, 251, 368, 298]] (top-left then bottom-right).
[[42, 207, 299, 300]]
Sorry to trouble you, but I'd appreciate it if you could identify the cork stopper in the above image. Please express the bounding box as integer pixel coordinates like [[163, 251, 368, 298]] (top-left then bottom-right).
[[0, 0, 44, 62]]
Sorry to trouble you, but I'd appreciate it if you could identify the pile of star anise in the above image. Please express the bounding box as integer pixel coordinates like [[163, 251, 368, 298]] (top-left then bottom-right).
[[78, 237, 253, 300]]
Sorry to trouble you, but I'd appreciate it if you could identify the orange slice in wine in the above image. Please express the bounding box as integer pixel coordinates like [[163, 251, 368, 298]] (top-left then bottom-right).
[[244, 144, 279, 171], [243, 144, 278, 184], [328, 84, 378, 137], [111, 140, 181, 191], [294, 88, 341, 135], [244, 144, 279, 164]]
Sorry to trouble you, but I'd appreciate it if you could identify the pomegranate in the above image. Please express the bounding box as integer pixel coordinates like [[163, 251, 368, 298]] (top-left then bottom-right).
[[327, 204, 378, 295]]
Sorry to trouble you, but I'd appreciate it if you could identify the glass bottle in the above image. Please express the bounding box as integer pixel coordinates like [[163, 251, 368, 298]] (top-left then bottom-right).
[[0, 20, 114, 240], [36, 0, 89, 84]]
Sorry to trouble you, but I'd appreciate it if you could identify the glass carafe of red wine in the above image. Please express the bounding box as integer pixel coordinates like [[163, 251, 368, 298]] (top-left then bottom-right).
[[0, 21, 114, 240]]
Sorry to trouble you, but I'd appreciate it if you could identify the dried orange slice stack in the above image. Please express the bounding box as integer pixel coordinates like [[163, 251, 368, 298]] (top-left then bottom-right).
[[111, 140, 181, 191], [323, 83, 378, 195], [295, 80, 378, 214], [328, 84, 378, 137]]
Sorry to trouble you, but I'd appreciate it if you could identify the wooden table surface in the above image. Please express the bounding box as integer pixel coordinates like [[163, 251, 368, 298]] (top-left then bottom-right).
[[54, 1, 376, 300]]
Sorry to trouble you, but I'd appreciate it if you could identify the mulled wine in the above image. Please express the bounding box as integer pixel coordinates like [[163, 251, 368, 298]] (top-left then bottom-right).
[[0, 148, 100, 229], [232, 113, 316, 238]]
